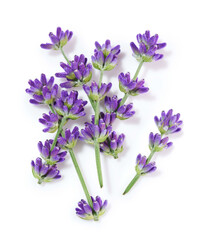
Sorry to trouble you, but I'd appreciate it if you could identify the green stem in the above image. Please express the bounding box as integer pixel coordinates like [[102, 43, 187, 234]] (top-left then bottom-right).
[[133, 60, 144, 80], [146, 149, 156, 164], [98, 70, 104, 88], [50, 117, 67, 151], [49, 104, 55, 114], [94, 140, 103, 188], [123, 174, 141, 195], [60, 47, 71, 66], [119, 92, 129, 106], [94, 100, 100, 125], [88, 96, 96, 111], [69, 149, 93, 208]]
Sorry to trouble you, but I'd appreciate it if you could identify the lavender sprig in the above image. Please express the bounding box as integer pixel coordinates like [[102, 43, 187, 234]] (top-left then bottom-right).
[[123, 109, 182, 195]]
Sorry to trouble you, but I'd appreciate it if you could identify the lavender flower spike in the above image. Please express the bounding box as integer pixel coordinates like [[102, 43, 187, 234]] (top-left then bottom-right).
[[58, 126, 79, 149], [104, 95, 135, 120], [91, 40, 120, 71], [79, 120, 112, 144], [54, 90, 87, 120], [56, 54, 92, 88], [91, 112, 116, 127], [154, 109, 183, 135], [130, 30, 166, 62], [76, 196, 107, 221], [38, 139, 67, 165], [149, 132, 172, 152], [39, 111, 59, 133], [100, 131, 125, 159], [31, 158, 61, 184], [25, 74, 58, 105], [40, 27, 73, 50], [83, 81, 112, 101], [118, 72, 149, 96], [135, 154, 157, 175]]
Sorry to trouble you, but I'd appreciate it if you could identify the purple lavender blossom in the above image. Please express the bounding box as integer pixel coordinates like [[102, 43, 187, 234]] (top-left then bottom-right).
[[79, 120, 112, 144], [91, 112, 116, 127], [75, 196, 107, 221], [154, 109, 183, 135], [130, 30, 166, 62], [135, 154, 157, 175], [54, 90, 87, 120], [40, 27, 73, 50], [58, 126, 79, 149], [56, 54, 92, 88], [25, 74, 58, 105], [38, 140, 67, 165], [118, 72, 149, 96], [31, 158, 61, 184], [39, 111, 59, 133], [104, 96, 135, 120], [83, 81, 112, 101], [149, 132, 172, 152], [91, 40, 120, 71], [100, 131, 125, 159]]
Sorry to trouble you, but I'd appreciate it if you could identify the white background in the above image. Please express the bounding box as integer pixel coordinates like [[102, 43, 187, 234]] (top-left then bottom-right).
[[1, 0, 202, 239]]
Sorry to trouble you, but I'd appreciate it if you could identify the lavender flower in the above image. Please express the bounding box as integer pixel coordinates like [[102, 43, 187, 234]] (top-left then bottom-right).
[[38, 140, 67, 165], [91, 112, 116, 127], [91, 40, 120, 71], [39, 111, 59, 133], [76, 196, 107, 221], [154, 109, 183, 135], [54, 90, 87, 120], [83, 81, 112, 101], [79, 120, 112, 144], [40, 27, 73, 50], [31, 158, 61, 184], [58, 126, 79, 149], [118, 72, 149, 96], [100, 131, 125, 159], [149, 132, 172, 152], [105, 96, 135, 120], [56, 54, 92, 88], [135, 154, 156, 175], [130, 30, 166, 62], [25, 74, 58, 105]]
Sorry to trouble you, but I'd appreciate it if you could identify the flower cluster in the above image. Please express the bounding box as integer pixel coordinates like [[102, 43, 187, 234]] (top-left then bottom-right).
[[31, 158, 61, 184], [76, 196, 107, 221], [54, 90, 87, 119], [154, 109, 183, 135], [105, 96, 135, 120], [26, 74, 58, 105], [100, 131, 125, 159], [135, 154, 156, 175], [130, 30, 166, 62], [149, 132, 172, 152], [79, 120, 112, 144], [83, 81, 112, 101], [58, 126, 79, 149], [56, 54, 92, 88], [39, 111, 59, 133], [91, 40, 120, 71], [38, 139, 67, 165], [41, 27, 73, 50], [118, 72, 149, 96]]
